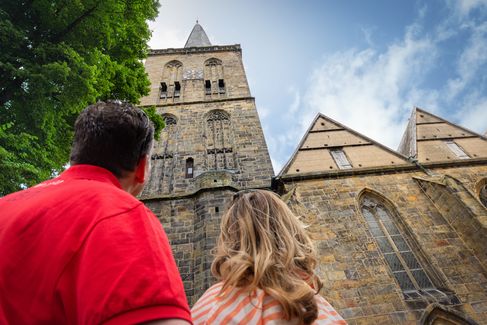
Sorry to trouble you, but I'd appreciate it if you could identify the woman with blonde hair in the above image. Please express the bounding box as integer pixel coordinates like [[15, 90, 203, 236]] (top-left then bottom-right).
[[191, 190, 346, 324]]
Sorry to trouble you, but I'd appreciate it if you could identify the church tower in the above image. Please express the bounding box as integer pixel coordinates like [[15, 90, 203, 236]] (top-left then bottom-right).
[[139, 23, 274, 303]]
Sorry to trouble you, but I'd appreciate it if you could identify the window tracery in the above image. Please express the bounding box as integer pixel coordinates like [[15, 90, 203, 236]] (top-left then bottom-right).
[[147, 114, 178, 193], [205, 110, 234, 170], [204, 58, 225, 96], [160, 60, 183, 99], [359, 194, 451, 302]]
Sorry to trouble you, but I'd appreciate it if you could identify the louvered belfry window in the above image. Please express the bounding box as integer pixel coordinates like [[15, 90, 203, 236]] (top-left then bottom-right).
[[361, 196, 434, 292], [204, 58, 225, 96]]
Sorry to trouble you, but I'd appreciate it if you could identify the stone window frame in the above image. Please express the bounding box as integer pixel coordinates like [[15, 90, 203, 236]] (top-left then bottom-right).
[[357, 189, 453, 303], [444, 140, 470, 159], [161, 60, 183, 99], [204, 109, 235, 171], [160, 82, 168, 98], [145, 113, 179, 194], [330, 148, 352, 169], [204, 58, 225, 96], [162, 114, 178, 127], [151, 113, 178, 161], [185, 157, 194, 179]]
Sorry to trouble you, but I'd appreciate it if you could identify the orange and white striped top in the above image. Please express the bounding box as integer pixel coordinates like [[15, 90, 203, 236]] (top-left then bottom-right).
[[191, 282, 347, 324]]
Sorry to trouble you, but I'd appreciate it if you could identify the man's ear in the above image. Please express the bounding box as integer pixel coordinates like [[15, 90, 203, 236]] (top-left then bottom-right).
[[135, 156, 147, 183]]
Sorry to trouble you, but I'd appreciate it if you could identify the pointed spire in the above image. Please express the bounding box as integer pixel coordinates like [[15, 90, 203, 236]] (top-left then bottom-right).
[[184, 21, 212, 48]]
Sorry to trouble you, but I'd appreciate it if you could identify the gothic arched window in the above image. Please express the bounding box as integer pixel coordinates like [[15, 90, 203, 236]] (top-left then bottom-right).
[[145, 114, 178, 194], [205, 110, 234, 170], [150, 114, 177, 160], [161, 60, 183, 98], [164, 115, 177, 129], [360, 194, 445, 300], [204, 58, 225, 95]]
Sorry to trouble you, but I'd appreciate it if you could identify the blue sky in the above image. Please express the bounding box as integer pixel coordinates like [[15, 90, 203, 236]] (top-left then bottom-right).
[[148, 0, 487, 173]]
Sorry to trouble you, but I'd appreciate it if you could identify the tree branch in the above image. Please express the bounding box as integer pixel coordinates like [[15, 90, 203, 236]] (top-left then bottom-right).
[[51, 2, 100, 43]]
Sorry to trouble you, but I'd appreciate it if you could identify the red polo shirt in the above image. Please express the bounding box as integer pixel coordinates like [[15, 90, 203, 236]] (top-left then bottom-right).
[[0, 165, 192, 324]]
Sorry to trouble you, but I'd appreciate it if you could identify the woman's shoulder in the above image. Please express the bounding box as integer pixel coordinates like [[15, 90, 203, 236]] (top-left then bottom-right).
[[314, 294, 347, 324], [191, 282, 268, 324], [191, 284, 347, 324], [191, 282, 224, 312]]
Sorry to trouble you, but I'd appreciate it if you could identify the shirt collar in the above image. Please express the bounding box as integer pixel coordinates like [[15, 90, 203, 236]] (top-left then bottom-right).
[[60, 165, 122, 189]]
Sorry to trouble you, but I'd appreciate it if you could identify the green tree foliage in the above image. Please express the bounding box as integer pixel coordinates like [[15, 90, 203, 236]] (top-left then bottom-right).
[[142, 106, 164, 141], [0, 0, 159, 195]]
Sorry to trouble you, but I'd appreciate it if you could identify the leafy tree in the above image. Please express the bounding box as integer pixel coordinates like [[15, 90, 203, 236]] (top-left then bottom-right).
[[0, 0, 160, 195], [143, 106, 164, 141]]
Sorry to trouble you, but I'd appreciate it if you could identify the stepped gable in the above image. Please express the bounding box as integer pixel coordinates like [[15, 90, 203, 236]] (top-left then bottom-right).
[[279, 113, 410, 176], [398, 107, 487, 163]]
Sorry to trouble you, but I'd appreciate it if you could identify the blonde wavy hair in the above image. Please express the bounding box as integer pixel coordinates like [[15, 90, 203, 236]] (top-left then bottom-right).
[[211, 189, 323, 324]]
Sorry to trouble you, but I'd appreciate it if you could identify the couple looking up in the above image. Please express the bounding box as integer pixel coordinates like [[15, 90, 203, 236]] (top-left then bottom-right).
[[0, 101, 345, 325]]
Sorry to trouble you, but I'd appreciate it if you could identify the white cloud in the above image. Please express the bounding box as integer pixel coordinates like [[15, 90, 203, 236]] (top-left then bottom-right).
[[446, 22, 487, 100], [454, 0, 487, 16], [257, 105, 270, 119], [148, 24, 187, 49], [277, 3, 487, 169], [300, 29, 436, 150], [457, 92, 487, 134], [360, 26, 376, 47], [288, 87, 301, 114]]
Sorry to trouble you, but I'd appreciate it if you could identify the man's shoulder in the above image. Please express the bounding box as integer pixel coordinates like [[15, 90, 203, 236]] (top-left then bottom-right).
[[0, 176, 144, 221], [65, 178, 144, 217]]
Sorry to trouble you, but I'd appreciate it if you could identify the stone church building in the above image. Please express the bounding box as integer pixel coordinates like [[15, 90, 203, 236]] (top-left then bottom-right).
[[139, 23, 487, 324]]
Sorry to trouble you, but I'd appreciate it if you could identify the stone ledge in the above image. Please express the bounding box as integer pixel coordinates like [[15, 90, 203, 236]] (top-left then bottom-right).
[[140, 184, 271, 202], [419, 157, 487, 169], [275, 164, 418, 183], [138, 96, 255, 108], [149, 44, 241, 56]]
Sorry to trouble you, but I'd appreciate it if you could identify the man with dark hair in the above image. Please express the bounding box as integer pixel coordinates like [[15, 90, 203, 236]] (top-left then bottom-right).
[[0, 101, 192, 324]]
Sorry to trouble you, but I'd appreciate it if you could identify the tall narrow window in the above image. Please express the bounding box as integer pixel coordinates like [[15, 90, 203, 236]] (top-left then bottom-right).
[[445, 140, 469, 159], [218, 79, 225, 93], [185, 158, 194, 178], [160, 82, 167, 98], [330, 149, 352, 169], [360, 195, 448, 301], [205, 80, 211, 95], [174, 81, 181, 97]]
